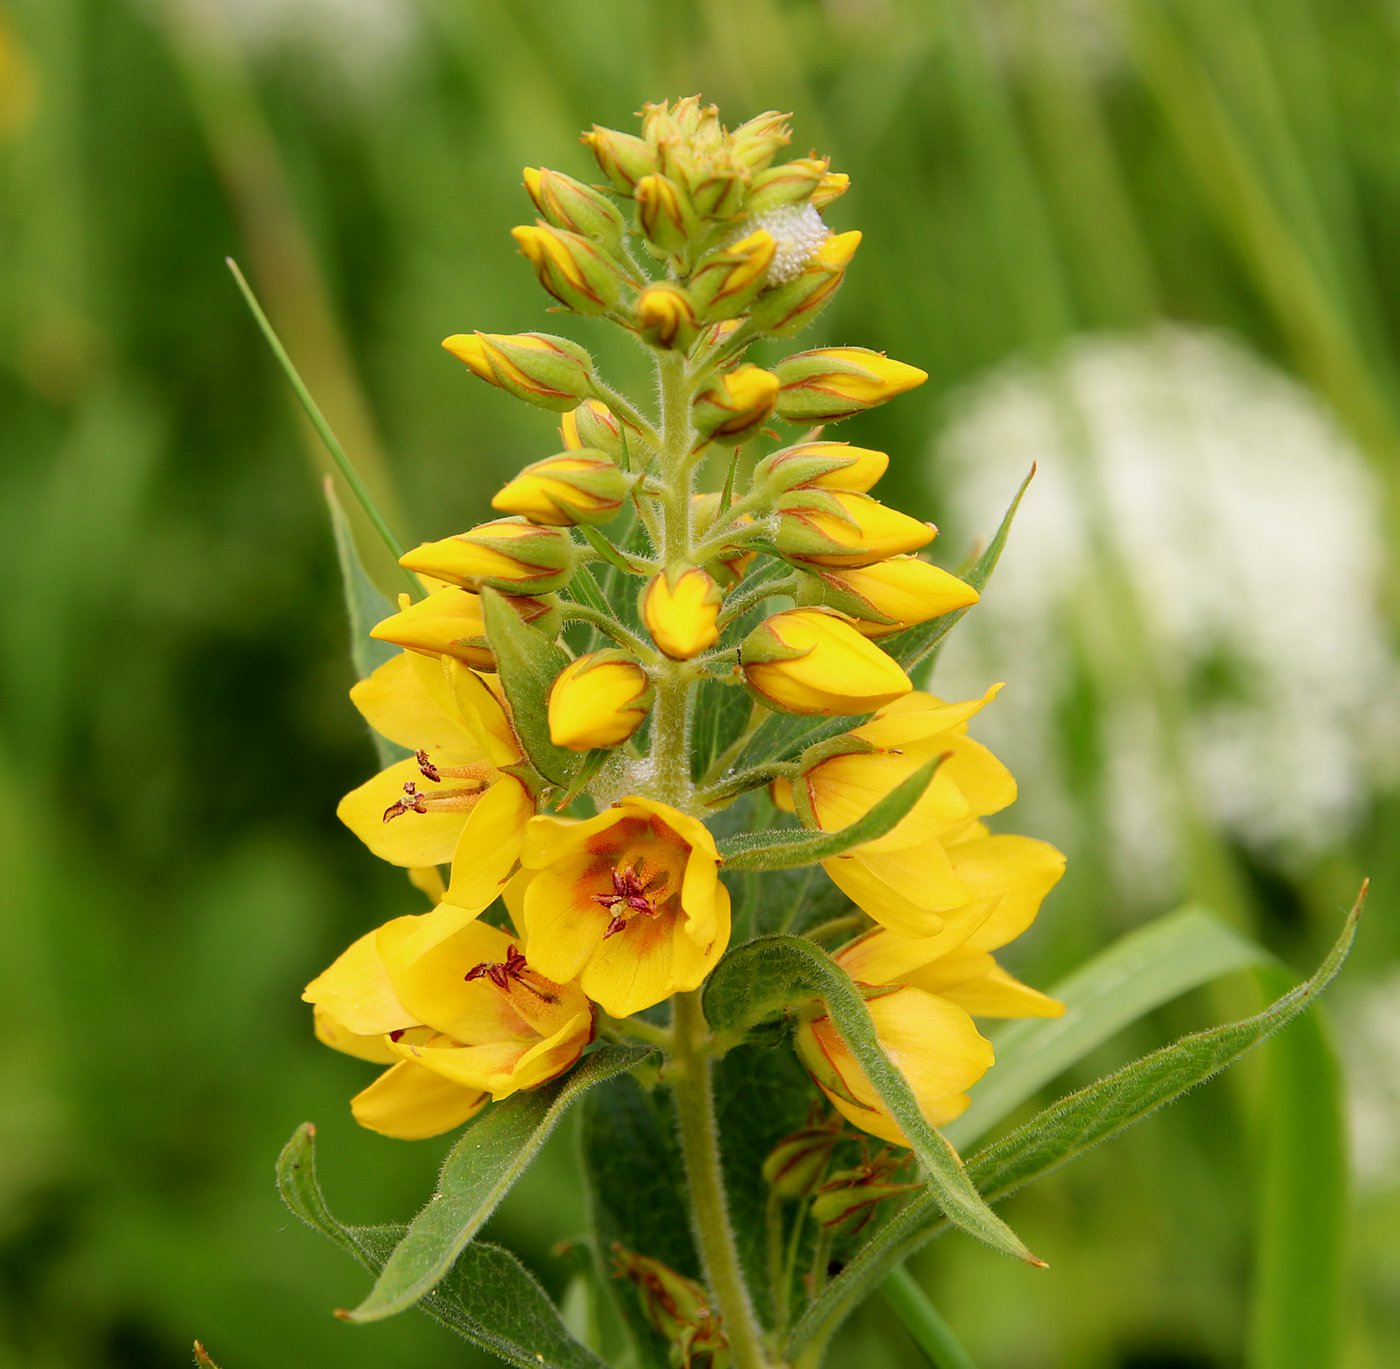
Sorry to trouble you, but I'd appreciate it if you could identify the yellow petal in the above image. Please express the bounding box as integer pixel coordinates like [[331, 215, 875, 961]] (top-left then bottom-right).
[[337, 756, 473, 867], [303, 923, 414, 1036], [914, 952, 1064, 1019], [444, 775, 534, 910], [349, 651, 474, 754], [312, 1004, 398, 1064], [953, 835, 1066, 951], [350, 1060, 488, 1139]]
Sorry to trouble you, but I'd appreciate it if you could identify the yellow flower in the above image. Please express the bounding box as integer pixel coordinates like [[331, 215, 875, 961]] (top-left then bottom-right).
[[641, 567, 723, 660], [336, 651, 535, 913], [305, 910, 594, 1139], [492, 453, 629, 527], [815, 556, 980, 635], [514, 797, 731, 1017], [776, 489, 935, 568], [548, 650, 653, 751], [742, 609, 911, 716]]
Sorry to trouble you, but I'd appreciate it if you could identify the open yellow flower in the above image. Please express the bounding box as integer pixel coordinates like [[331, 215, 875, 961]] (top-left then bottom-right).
[[305, 909, 594, 1139], [513, 797, 731, 1017], [336, 651, 535, 914]]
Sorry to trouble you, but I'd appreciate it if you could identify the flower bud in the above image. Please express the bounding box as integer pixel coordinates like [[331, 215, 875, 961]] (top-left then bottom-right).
[[370, 586, 560, 669], [641, 567, 723, 659], [728, 109, 792, 172], [773, 347, 927, 423], [810, 1158, 917, 1233], [741, 608, 911, 715], [814, 557, 980, 635], [692, 363, 779, 443], [634, 173, 701, 256], [810, 170, 851, 210], [511, 224, 625, 315], [776, 489, 935, 568], [610, 1246, 727, 1364], [762, 1118, 843, 1198], [754, 440, 888, 497], [492, 451, 629, 528], [748, 230, 861, 337], [560, 398, 639, 462], [744, 157, 830, 216], [633, 283, 701, 350], [547, 649, 652, 751], [690, 162, 748, 219], [522, 166, 625, 247], [580, 125, 659, 194], [441, 331, 595, 412], [400, 519, 577, 596], [689, 230, 777, 321]]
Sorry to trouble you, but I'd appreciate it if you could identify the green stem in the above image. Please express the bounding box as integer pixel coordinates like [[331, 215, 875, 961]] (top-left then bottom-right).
[[880, 1267, 980, 1369], [802, 912, 867, 945], [558, 604, 657, 659], [671, 991, 772, 1369]]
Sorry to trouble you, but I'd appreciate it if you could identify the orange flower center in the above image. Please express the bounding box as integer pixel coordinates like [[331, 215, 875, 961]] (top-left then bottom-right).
[[591, 859, 672, 939]]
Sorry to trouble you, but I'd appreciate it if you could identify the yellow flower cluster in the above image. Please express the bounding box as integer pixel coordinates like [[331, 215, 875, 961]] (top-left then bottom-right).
[[306, 97, 1063, 1149]]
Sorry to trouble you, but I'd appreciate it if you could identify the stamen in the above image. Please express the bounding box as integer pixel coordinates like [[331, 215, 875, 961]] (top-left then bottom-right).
[[592, 861, 670, 936], [463, 946, 558, 1003]]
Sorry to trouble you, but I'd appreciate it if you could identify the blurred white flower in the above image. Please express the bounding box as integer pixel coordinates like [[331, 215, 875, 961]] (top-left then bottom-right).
[[932, 325, 1400, 899], [1338, 968, 1400, 1189]]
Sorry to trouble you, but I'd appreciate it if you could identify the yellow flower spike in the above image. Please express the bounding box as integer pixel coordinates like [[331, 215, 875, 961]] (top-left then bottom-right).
[[741, 608, 911, 716], [689, 230, 778, 320], [633, 282, 702, 351], [641, 567, 723, 660], [773, 346, 928, 423], [776, 489, 936, 568], [754, 440, 889, 496], [492, 452, 630, 528], [794, 988, 994, 1147], [516, 797, 731, 1018], [581, 124, 660, 195], [815, 557, 980, 635], [400, 518, 578, 595], [441, 331, 595, 412], [547, 650, 653, 751], [692, 363, 780, 443], [522, 165, 625, 246], [511, 224, 625, 315], [370, 586, 561, 669]]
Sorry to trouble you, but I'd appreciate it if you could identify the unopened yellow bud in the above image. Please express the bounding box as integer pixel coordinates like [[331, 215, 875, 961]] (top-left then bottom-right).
[[810, 170, 851, 210], [816, 557, 980, 634], [748, 229, 861, 337], [370, 587, 559, 669], [492, 452, 629, 528], [741, 609, 911, 716], [511, 224, 625, 315], [634, 173, 701, 256], [547, 650, 652, 751], [776, 490, 935, 568], [774, 347, 927, 423], [728, 109, 792, 172], [560, 398, 638, 461], [689, 230, 777, 320], [522, 165, 625, 246], [581, 125, 659, 194], [441, 331, 595, 412], [633, 283, 701, 350], [400, 519, 577, 596], [692, 363, 779, 443], [745, 157, 829, 216], [641, 567, 723, 660], [755, 440, 889, 496]]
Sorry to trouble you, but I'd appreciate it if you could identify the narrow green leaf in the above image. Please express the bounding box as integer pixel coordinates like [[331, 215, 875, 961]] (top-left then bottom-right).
[[716, 758, 941, 871], [324, 480, 409, 769], [943, 905, 1268, 1150], [275, 1124, 607, 1369], [348, 1045, 651, 1323], [887, 465, 1035, 673], [880, 1267, 980, 1369], [786, 896, 1363, 1360], [703, 936, 1039, 1267], [481, 587, 579, 787], [580, 523, 648, 575], [565, 565, 614, 652]]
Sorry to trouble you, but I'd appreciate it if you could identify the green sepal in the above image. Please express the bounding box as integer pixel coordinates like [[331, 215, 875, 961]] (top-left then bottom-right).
[[703, 936, 1040, 1267], [275, 1123, 608, 1368], [482, 588, 580, 787], [716, 756, 940, 871], [345, 1045, 654, 1325]]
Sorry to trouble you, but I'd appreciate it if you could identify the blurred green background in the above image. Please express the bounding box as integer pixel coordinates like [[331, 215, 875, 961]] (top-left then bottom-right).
[[2, 0, 1398, 1365]]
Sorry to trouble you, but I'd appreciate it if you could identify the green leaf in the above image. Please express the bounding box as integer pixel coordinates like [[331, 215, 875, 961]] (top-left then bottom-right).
[[275, 1123, 607, 1369], [703, 936, 1039, 1267], [786, 897, 1362, 1360], [347, 1045, 652, 1324], [879, 1267, 980, 1369], [943, 904, 1268, 1150], [690, 676, 758, 785], [324, 479, 410, 769], [580, 523, 648, 575], [579, 1073, 697, 1369], [481, 587, 579, 787], [886, 464, 1035, 674], [716, 758, 941, 871]]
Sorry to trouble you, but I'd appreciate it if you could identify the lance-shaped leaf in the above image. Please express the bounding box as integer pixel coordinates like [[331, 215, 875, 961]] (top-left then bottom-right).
[[347, 1045, 652, 1324], [482, 586, 579, 787], [886, 464, 1034, 673], [785, 895, 1362, 1360], [276, 1123, 607, 1369], [716, 757, 941, 872], [703, 935, 1040, 1267]]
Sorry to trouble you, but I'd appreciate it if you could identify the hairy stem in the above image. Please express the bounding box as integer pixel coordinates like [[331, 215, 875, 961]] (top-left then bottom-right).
[[671, 990, 773, 1369]]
